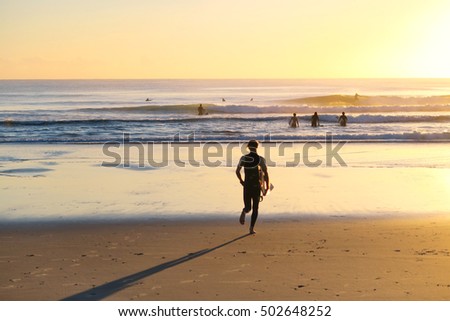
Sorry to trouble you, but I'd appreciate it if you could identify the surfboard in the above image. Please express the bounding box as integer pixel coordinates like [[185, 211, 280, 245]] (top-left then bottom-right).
[[259, 166, 274, 200]]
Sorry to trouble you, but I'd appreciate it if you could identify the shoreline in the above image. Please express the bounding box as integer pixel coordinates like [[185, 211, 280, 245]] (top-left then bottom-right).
[[2, 140, 450, 145], [1, 214, 450, 301], [0, 211, 448, 226], [1, 143, 449, 222]]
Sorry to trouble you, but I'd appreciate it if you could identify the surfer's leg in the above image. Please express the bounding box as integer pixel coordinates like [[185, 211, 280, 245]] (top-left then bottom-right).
[[243, 187, 252, 212], [241, 187, 251, 224], [249, 189, 260, 234]]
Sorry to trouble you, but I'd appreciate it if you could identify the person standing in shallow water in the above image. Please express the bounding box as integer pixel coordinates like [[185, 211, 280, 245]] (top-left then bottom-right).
[[338, 112, 348, 126], [311, 112, 320, 127], [289, 113, 299, 128], [236, 140, 269, 235], [198, 104, 205, 115]]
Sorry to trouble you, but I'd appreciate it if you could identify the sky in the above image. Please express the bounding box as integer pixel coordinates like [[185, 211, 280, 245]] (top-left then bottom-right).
[[1, 0, 450, 79]]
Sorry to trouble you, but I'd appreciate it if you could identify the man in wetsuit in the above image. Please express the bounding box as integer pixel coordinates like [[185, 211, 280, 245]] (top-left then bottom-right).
[[235, 140, 269, 235], [198, 104, 205, 115], [311, 112, 320, 127], [289, 113, 299, 128], [338, 112, 348, 126]]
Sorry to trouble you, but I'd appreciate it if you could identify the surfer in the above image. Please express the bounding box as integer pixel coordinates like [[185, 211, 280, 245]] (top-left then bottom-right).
[[338, 112, 348, 126], [311, 112, 320, 127], [198, 104, 205, 115], [289, 113, 299, 128], [145, 98, 152, 102], [236, 140, 269, 235]]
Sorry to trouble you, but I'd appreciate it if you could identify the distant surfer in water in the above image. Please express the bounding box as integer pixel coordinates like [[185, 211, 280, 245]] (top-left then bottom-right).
[[236, 140, 269, 235], [311, 112, 320, 127], [338, 112, 348, 126], [198, 104, 206, 115], [289, 113, 299, 128]]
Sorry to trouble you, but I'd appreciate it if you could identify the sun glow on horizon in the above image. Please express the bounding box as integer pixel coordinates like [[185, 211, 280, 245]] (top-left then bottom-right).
[[1, 0, 449, 79]]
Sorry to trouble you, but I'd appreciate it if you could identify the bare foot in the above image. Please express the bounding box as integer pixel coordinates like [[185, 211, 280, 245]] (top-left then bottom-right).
[[249, 228, 256, 235], [239, 211, 246, 225]]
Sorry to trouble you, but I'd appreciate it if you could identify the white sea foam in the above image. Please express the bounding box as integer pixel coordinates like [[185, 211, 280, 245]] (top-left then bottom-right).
[[1, 79, 449, 143]]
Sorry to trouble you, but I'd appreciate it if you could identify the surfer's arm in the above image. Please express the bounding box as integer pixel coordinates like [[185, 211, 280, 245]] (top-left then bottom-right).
[[261, 159, 269, 188], [235, 159, 244, 185]]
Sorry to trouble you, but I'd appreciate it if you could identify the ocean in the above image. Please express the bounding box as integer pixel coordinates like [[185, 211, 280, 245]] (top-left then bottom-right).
[[1, 79, 449, 144], [1, 79, 450, 222]]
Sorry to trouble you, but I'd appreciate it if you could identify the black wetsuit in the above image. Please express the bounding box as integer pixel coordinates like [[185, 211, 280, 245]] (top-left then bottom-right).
[[338, 115, 348, 126], [289, 117, 299, 128], [239, 152, 266, 228]]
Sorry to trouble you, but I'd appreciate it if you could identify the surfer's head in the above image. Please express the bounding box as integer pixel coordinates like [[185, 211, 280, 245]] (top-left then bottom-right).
[[342, 112, 345, 115], [247, 140, 259, 151], [293, 113, 296, 116]]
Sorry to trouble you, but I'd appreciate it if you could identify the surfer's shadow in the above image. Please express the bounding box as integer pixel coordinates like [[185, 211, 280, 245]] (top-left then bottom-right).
[[62, 233, 249, 301]]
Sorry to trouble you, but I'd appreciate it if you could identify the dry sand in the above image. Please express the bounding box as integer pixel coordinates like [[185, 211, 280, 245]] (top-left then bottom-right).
[[1, 215, 450, 301]]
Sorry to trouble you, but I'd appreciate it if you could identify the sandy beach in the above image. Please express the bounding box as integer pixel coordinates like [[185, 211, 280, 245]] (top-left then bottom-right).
[[1, 215, 450, 301], [1, 143, 449, 301], [2, 0, 450, 314], [1, 143, 449, 221]]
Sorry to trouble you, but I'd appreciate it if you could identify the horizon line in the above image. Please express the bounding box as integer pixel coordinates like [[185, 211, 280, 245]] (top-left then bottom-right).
[[1, 77, 450, 81]]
